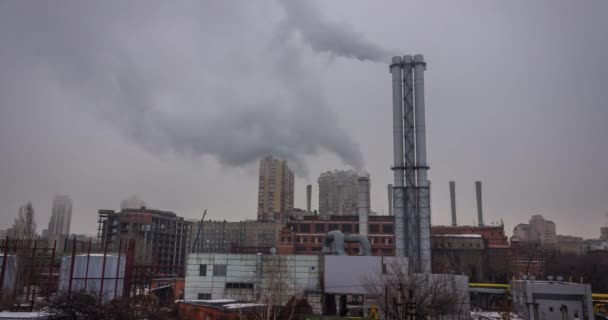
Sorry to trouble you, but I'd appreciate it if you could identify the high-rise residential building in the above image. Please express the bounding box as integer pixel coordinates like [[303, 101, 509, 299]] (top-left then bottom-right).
[[257, 155, 294, 222], [47, 195, 73, 243], [317, 169, 360, 216], [120, 195, 147, 210], [97, 207, 193, 271], [528, 214, 556, 246], [510, 215, 557, 247]]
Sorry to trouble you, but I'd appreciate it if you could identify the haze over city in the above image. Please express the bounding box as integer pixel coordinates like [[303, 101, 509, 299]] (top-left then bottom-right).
[[1, 0, 607, 239]]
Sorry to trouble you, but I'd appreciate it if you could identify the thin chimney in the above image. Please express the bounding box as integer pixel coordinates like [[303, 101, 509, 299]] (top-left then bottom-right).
[[476, 181, 484, 226], [449, 181, 457, 226], [306, 185, 312, 213]]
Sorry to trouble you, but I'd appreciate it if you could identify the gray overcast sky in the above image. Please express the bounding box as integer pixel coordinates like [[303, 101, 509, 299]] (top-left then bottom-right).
[[1, 0, 607, 238]]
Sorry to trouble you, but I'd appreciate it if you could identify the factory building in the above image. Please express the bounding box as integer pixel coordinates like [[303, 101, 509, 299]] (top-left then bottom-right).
[[278, 215, 393, 256], [97, 208, 193, 272], [431, 234, 485, 282], [431, 225, 509, 249], [317, 169, 360, 216], [257, 155, 294, 222], [510, 280, 594, 320], [189, 220, 282, 254]]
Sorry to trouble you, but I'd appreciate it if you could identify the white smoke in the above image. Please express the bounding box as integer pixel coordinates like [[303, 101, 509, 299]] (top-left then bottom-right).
[[278, 0, 392, 62], [0, 1, 377, 176]]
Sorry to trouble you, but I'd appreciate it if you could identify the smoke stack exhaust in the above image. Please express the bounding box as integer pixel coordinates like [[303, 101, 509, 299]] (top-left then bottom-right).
[[306, 184, 312, 213], [387, 184, 393, 216], [476, 181, 484, 226], [357, 175, 370, 237], [449, 181, 457, 226]]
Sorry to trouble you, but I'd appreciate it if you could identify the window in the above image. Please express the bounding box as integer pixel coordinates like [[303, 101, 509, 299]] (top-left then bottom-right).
[[300, 224, 311, 233], [199, 264, 207, 276], [369, 224, 380, 233], [226, 282, 254, 289], [383, 224, 393, 234], [296, 246, 307, 252], [213, 264, 227, 276], [342, 224, 352, 233], [198, 293, 211, 300], [315, 224, 325, 233], [328, 224, 339, 231]]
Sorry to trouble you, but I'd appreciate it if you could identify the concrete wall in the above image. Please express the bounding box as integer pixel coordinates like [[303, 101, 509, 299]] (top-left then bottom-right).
[[185, 253, 320, 305]]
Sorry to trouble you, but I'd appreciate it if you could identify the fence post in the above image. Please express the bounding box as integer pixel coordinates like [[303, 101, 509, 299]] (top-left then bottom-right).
[[99, 236, 109, 304], [67, 238, 77, 295], [84, 238, 92, 291], [0, 237, 9, 296]]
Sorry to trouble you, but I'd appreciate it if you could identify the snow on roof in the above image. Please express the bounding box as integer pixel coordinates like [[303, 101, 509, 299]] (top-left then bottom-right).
[[151, 284, 174, 291], [471, 311, 523, 320], [435, 234, 482, 238], [0, 312, 47, 319], [223, 303, 266, 310], [177, 299, 238, 304]]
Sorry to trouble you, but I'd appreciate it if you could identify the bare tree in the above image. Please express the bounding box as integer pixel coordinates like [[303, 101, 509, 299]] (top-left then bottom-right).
[[363, 257, 469, 320], [235, 255, 304, 320], [12, 203, 37, 241]]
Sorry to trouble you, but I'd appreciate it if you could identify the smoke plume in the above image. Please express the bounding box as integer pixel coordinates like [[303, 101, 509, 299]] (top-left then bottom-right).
[[278, 0, 392, 62], [0, 1, 370, 176]]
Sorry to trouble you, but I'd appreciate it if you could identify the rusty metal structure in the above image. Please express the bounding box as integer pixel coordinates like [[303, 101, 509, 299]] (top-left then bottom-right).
[[0, 235, 186, 311]]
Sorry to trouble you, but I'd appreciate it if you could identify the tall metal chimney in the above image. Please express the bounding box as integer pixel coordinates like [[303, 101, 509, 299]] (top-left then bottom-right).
[[306, 184, 312, 213], [387, 184, 393, 215], [413, 54, 431, 274], [450, 181, 457, 226], [403, 55, 418, 268], [357, 175, 370, 237], [476, 181, 484, 226], [390, 56, 406, 257]]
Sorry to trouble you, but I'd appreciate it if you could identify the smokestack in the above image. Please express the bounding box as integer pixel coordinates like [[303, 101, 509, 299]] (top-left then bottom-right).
[[413, 54, 431, 274], [476, 181, 484, 226], [450, 181, 457, 226], [403, 55, 418, 268], [357, 175, 370, 237], [390, 56, 406, 257], [387, 184, 393, 215], [306, 184, 312, 213]]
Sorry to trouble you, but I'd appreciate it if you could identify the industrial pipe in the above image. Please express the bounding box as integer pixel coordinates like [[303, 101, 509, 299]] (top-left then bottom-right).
[[413, 54, 431, 274], [390, 56, 406, 257], [321, 230, 371, 256]]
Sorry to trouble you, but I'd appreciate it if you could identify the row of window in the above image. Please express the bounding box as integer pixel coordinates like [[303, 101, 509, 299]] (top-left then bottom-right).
[[289, 223, 393, 234], [283, 236, 393, 245], [199, 264, 227, 277]]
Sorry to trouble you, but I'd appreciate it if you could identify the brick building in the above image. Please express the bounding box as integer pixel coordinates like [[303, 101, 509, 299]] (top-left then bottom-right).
[[431, 225, 509, 248], [278, 215, 394, 256]]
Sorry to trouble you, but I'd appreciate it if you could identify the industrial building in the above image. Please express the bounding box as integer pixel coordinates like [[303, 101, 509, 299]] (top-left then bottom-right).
[[278, 215, 394, 256], [97, 208, 193, 272], [317, 169, 361, 216], [257, 155, 295, 222], [189, 220, 282, 254], [510, 280, 594, 320]]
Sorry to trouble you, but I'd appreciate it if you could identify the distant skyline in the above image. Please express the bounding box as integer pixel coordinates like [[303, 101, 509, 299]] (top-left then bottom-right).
[[1, 0, 607, 239]]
